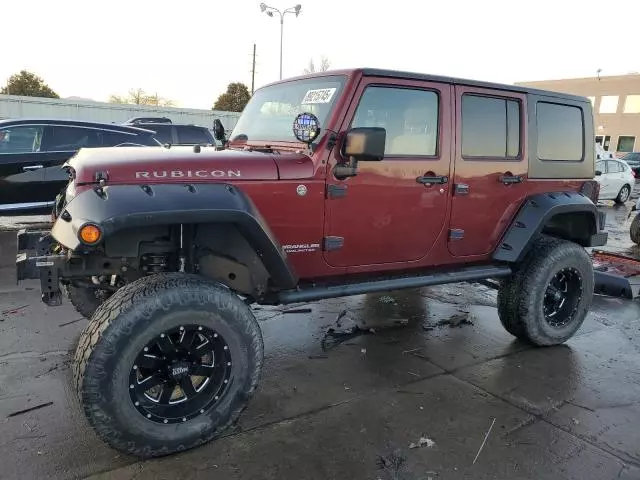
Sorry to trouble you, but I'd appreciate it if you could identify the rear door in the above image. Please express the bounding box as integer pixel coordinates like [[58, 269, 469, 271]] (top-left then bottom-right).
[[448, 86, 527, 257], [0, 124, 51, 210], [605, 160, 624, 196], [595, 160, 610, 197]]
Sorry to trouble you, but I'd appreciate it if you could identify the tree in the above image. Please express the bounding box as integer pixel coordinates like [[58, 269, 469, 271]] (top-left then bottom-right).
[[303, 56, 331, 74], [109, 88, 174, 107], [0, 70, 59, 98], [213, 83, 251, 112]]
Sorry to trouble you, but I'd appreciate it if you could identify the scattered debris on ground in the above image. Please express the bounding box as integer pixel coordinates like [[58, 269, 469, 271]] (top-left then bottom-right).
[[7, 402, 54, 418], [0, 304, 29, 322], [282, 307, 313, 314], [408, 435, 436, 449], [472, 417, 496, 465], [437, 312, 474, 328], [58, 318, 84, 327], [376, 448, 407, 480]]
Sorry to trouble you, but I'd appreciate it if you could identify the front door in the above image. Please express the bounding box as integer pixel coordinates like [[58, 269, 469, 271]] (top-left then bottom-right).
[[323, 78, 452, 268], [0, 124, 51, 211], [448, 86, 528, 257]]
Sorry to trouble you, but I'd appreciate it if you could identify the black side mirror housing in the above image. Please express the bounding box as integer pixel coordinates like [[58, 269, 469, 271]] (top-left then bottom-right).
[[344, 127, 386, 161], [213, 119, 226, 142], [595, 170, 602, 176]]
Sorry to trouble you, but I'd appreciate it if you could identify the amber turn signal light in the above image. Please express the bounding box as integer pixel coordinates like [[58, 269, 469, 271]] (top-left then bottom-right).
[[79, 224, 102, 244]]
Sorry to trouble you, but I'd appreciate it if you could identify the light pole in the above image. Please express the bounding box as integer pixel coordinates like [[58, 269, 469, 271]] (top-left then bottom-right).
[[259, 3, 302, 80]]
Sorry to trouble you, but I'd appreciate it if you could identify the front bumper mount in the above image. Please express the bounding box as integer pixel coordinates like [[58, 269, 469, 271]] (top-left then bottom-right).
[[16, 228, 127, 307]]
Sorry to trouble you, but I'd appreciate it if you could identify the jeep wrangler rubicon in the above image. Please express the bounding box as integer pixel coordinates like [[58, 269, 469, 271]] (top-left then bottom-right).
[[16, 68, 607, 458]]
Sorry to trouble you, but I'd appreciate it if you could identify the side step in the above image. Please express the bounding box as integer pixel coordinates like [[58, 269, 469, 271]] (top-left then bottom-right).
[[276, 265, 513, 304]]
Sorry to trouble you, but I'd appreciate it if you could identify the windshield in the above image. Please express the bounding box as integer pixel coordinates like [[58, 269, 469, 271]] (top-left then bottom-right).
[[230, 75, 346, 143]]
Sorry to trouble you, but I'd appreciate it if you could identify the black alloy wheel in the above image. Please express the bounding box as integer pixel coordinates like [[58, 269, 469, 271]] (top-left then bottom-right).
[[129, 324, 232, 424], [543, 268, 583, 328]]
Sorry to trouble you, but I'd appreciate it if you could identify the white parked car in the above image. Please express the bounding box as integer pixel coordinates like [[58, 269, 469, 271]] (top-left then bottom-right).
[[595, 157, 635, 204]]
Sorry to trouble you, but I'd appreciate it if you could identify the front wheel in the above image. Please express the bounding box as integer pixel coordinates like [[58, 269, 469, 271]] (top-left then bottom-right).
[[72, 273, 264, 458], [497, 235, 593, 346]]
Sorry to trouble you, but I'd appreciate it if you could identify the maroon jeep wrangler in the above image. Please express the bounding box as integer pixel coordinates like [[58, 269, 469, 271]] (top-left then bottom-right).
[[16, 68, 607, 458]]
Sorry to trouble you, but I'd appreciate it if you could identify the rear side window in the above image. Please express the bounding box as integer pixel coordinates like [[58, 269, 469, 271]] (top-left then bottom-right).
[[100, 131, 138, 146], [607, 160, 622, 173], [536, 102, 584, 161], [142, 124, 173, 144], [45, 126, 102, 151], [176, 126, 212, 144], [461, 95, 520, 159]]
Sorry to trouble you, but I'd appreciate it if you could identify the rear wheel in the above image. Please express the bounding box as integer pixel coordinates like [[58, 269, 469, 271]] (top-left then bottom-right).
[[631, 213, 640, 245], [497, 235, 593, 346], [615, 184, 631, 204], [72, 273, 264, 458]]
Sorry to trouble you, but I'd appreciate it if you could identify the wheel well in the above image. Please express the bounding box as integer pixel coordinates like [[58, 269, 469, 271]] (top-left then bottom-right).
[[541, 211, 596, 247], [102, 222, 276, 299]]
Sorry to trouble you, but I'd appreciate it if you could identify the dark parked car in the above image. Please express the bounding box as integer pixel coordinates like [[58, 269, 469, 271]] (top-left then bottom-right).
[[122, 117, 218, 146], [0, 118, 160, 214], [621, 152, 640, 177]]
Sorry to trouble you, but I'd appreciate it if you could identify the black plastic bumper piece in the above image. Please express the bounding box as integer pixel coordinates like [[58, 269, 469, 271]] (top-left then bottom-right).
[[594, 271, 635, 300]]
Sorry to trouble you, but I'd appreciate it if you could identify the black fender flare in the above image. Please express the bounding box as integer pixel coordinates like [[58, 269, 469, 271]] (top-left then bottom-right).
[[51, 183, 298, 289], [493, 191, 607, 263]]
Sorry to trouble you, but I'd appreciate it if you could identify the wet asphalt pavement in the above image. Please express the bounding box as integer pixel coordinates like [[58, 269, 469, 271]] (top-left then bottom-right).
[[1, 193, 640, 480]]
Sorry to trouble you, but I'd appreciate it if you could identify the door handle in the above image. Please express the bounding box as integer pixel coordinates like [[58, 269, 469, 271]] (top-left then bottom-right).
[[499, 173, 523, 185], [23, 165, 43, 171], [416, 175, 448, 185]]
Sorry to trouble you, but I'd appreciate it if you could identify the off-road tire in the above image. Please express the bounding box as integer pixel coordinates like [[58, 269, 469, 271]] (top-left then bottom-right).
[[615, 184, 631, 204], [72, 272, 264, 458], [630, 213, 640, 245], [497, 235, 593, 346], [63, 283, 112, 319]]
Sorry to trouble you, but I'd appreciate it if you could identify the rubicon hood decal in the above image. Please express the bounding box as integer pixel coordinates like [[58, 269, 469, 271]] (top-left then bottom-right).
[[135, 169, 242, 179]]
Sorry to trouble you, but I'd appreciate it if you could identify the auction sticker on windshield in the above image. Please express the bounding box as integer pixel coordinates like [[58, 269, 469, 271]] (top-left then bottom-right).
[[302, 88, 337, 104]]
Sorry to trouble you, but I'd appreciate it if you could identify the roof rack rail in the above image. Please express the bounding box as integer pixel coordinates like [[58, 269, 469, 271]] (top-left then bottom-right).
[[123, 117, 172, 125]]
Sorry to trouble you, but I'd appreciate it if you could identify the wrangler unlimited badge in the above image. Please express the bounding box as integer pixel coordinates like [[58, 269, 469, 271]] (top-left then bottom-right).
[[135, 170, 242, 179]]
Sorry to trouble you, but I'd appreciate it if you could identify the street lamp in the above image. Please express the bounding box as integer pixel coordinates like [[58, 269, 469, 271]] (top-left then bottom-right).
[[259, 3, 302, 80]]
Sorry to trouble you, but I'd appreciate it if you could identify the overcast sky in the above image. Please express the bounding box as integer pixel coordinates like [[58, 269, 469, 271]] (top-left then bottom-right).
[[2, 0, 639, 109]]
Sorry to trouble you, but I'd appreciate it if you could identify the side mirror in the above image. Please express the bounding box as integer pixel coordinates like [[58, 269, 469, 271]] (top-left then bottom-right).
[[344, 127, 386, 161], [595, 170, 602, 176], [212, 119, 226, 142]]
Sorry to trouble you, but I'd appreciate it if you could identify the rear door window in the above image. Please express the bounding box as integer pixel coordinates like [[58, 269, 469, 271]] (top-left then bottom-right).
[[44, 126, 101, 151], [176, 126, 212, 144]]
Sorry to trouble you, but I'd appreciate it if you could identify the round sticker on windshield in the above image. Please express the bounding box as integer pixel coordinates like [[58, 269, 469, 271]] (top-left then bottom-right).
[[292, 112, 320, 144]]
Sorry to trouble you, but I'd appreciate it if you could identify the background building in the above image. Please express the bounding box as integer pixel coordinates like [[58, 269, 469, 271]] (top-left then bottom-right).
[[0, 94, 241, 130], [516, 73, 640, 155]]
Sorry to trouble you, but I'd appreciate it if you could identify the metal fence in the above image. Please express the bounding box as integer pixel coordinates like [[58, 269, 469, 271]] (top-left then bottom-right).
[[0, 94, 241, 129]]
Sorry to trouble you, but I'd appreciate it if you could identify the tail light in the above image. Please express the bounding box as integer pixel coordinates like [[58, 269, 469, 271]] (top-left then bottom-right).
[[580, 180, 600, 204]]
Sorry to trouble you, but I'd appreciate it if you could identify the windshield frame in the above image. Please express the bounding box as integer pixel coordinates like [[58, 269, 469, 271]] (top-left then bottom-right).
[[229, 74, 347, 147]]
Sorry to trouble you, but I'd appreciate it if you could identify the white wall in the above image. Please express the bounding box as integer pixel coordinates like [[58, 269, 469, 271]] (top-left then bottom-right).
[[0, 94, 241, 130]]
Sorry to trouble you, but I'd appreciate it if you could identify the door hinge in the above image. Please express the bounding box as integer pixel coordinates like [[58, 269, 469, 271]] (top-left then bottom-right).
[[323, 236, 344, 251], [449, 229, 464, 241], [454, 184, 469, 195], [326, 184, 347, 199]]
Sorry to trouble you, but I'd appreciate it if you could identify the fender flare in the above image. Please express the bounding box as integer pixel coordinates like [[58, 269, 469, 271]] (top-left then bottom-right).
[[493, 191, 607, 263], [51, 183, 298, 289]]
